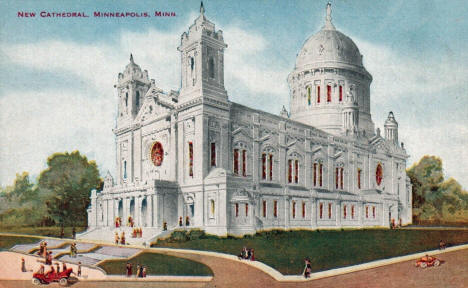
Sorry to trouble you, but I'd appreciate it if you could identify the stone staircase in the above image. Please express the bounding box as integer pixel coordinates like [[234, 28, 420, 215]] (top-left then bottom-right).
[[77, 226, 161, 246]]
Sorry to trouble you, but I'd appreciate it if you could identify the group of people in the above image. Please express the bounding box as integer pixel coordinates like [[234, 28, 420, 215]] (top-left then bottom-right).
[[238, 247, 255, 261], [38, 241, 54, 265], [125, 262, 147, 278], [34, 261, 81, 278], [178, 216, 191, 227], [115, 231, 126, 245], [132, 227, 143, 238], [69, 242, 78, 258]]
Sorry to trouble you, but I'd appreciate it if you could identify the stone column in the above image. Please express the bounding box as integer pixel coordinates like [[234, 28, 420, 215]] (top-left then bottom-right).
[[358, 202, 364, 227], [90, 190, 97, 227], [252, 114, 260, 184], [135, 196, 141, 227], [310, 198, 316, 229], [304, 130, 312, 188], [153, 193, 159, 228], [124, 197, 129, 226], [147, 195, 153, 227], [103, 199, 108, 228]]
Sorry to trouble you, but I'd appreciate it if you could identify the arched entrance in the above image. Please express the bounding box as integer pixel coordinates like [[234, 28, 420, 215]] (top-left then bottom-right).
[[141, 198, 148, 227]]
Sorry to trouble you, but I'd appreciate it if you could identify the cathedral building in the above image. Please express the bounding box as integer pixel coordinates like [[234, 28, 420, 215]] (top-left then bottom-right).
[[86, 3, 412, 237]]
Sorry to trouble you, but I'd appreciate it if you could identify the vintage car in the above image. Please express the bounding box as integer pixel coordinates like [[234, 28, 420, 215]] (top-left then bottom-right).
[[32, 267, 74, 286], [415, 255, 441, 268]]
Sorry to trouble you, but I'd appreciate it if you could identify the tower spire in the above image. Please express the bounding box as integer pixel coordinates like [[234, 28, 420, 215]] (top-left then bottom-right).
[[324, 2, 335, 30], [130, 53, 134, 63], [200, 1, 205, 15]]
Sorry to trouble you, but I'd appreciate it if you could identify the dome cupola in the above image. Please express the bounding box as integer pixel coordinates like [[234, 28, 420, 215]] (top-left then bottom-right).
[[288, 3, 375, 138]]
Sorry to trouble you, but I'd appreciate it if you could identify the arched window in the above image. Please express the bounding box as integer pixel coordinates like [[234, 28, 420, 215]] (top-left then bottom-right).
[[190, 57, 194, 72], [339, 85, 343, 102], [208, 57, 215, 78], [376, 163, 383, 186], [210, 142, 216, 167], [136, 91, 140, 108], [316, 85, 321, 103], [357, 168, 362, 189], [335, 164, 344, 190], [287, 153, 301, 184], [233, 142, 248, 177], [188, 142, 193, 177], [261, 147, 275, 181], [210, 199, 215, 218], [292, 201, 296, 219], [327, 84, 332, 102]]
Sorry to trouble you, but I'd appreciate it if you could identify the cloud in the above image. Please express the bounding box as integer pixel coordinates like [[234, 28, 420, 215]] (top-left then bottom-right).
[[0, 23, 289, 186]]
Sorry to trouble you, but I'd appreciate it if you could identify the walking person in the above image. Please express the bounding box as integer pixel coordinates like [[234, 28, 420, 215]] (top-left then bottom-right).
[[126, 262, 132, 277], [138, 265, 144, 278], [303, 258, 312, 278], [77, 262, 82, 277], [115, 232, 119, 244], [21, 258, 27, 272], [136, 264, 141, 277], [142, 266, 147, 277], [72, 227, 76, 239]]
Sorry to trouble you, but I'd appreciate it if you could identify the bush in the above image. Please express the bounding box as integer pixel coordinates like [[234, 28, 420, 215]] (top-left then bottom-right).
[[187, 229, 205, 240]]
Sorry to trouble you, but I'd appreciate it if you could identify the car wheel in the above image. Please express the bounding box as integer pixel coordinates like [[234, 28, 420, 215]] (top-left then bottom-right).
[[32, 278, 41, 285], [59, 278, 68, 286], [434, 260, 440, 266], [420, 262, 427, 268]]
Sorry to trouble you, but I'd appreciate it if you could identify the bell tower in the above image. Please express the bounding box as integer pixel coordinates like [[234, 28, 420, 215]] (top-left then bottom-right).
[[177, 2, 228, 104]]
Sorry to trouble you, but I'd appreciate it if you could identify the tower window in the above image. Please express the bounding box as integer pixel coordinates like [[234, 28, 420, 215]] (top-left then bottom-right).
[[357, 169, 362, 189], [327, 85, 332, 102], [210, 142, 216, 167], [136, 91, 140, 108], [208, 57, 215, 78], [339, 85, 343, 102], [317, 86, 321, 103], [188, 142, 193, 177], [190, 57, 194, 72], [123, 160, 127, 179], [307, 86, 311, 105]]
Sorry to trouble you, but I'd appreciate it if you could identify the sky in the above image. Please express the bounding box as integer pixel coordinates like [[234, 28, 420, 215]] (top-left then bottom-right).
[[0, 0, 467, 189]]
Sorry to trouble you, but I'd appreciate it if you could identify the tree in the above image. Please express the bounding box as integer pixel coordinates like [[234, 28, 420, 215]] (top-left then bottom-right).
[[37, 151, 102, 227], [408, 155, 468, 223]]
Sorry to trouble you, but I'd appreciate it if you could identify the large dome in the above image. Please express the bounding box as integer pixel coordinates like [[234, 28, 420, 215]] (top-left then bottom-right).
[[295, 4, 363, 70], [296, 28, 363, 68]]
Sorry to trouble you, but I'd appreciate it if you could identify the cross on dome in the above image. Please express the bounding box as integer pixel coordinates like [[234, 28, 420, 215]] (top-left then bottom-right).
[[324, 2, 336, 30]]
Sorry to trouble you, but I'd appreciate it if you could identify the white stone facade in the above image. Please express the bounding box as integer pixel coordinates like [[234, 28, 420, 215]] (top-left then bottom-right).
[[87, 3, 412, 237]]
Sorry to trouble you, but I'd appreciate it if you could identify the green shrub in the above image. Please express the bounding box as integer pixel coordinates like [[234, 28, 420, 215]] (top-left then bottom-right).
[[187, 229, 205, 240]]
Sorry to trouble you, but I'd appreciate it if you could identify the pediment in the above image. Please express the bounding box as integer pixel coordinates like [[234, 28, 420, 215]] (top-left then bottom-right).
[[232, 126, 252, 140], [135, 96, 173, 123]]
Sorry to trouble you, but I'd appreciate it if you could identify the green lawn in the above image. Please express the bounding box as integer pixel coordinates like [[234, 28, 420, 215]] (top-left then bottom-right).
[[0, 226, 86, 238], [98, 252, 213, 276], [153, 229, 468, 275], [0, 235, 39, 250]]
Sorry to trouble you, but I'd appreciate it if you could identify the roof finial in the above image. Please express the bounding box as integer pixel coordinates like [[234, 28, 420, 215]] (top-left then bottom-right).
[[200, 1, 205, 15], [130, 53, 134, 63], [324, 2, 335, 30]]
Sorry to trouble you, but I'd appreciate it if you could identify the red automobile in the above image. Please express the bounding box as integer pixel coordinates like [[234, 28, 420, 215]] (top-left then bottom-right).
[[415, 255, 441, 268], [32, 268, 74, 286]]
